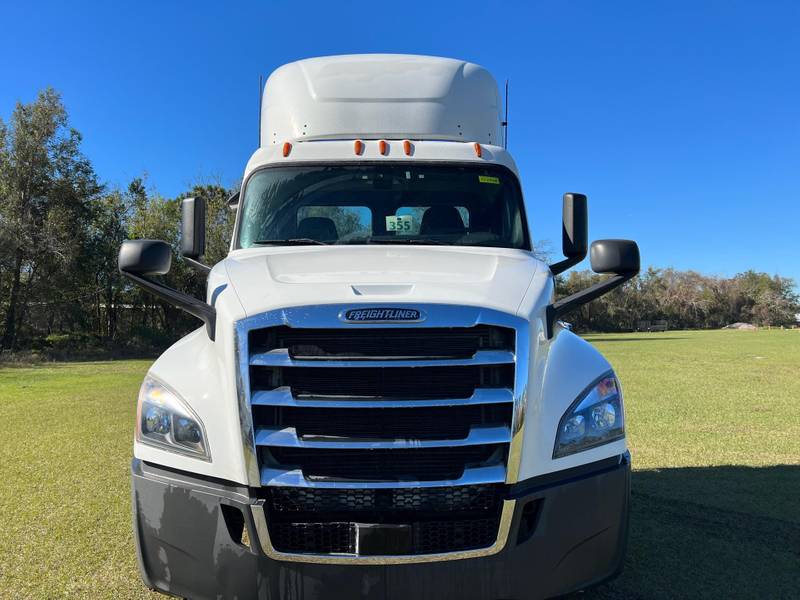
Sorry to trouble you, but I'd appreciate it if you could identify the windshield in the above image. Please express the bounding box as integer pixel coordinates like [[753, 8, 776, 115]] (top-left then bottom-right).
[[236, 164, 530, 249]]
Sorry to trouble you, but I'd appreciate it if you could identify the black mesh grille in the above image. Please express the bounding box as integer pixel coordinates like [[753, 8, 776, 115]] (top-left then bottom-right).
[[253, 404, 512, 440], [265, 445, 505, 481], [269, 519, 500, 555], [270, 522, 356, 554], [249, 325, 514, 359], [264, 485, 504, 555], [267, 484, 502, 514], [251, 365, 514, 399], [413, 518, 499, 554]]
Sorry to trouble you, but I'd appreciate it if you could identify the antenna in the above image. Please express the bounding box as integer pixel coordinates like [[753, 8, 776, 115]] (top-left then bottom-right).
[[503, 79, 509, 149], [258, 74, 263, 148]]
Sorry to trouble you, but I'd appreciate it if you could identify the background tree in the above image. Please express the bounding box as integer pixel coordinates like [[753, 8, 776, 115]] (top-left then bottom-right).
[[0, 88, 102, 350]]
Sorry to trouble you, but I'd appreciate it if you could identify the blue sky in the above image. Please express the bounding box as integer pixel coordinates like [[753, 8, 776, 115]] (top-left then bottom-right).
[[2, 1, 799, 283]]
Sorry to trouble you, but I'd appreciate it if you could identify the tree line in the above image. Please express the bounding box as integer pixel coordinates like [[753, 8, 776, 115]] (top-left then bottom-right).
[[557, 268, 798, 332], [0, 89, 234, 357], [0, 89, 797, 357]]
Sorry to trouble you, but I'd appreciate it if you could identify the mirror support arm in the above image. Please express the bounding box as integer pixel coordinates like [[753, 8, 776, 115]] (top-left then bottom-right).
[[184, 256, 212, 274], [549, 256, 583, 276], [120, 270, 216, 340], [545, 272, 635, 339]]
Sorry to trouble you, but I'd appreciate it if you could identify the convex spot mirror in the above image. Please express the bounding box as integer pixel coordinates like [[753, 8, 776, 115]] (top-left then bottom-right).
[[119, 239, 172, 276], [590, 239, 640, 275]]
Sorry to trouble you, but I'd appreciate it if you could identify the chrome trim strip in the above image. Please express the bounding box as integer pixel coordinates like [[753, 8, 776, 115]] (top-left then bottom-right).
[[251, 499, 517, 565], [505, 320, 530, 484], [234, 327, 261, 487], [254, 424, 511, 449], [249, 349, 515, 368], [251, 386, 514, 408], [260, 463, 507, 488], [238, 303, 522, 330]]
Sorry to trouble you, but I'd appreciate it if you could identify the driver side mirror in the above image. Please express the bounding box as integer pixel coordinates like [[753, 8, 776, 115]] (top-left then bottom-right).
[[590, 239, 640, 275], [546, 238, 641, 337], [550, 193, 588, 275]]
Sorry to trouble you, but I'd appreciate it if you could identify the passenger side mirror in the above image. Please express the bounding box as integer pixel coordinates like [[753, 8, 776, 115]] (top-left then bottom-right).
[[227, 191, 240, 211], [181, 197, 206, 259], [590, 239, 640, 275], [118, 239, 217, 340], [550, 193, 588, 275], [118, 239, 172, 276]]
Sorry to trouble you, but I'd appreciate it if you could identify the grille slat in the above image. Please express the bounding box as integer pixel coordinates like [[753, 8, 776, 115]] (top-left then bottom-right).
[[250, 349, 515, 368], [260, 464, 507, 488], [264, 445, 505, 482], [254, 425, 510, 449], [251, 386, 514, 408]]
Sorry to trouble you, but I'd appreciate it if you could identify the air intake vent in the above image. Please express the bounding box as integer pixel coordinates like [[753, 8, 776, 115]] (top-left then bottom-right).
[[249, 325, 514, 359], [253, 404, 512, 440], [251, 365, 513, 400]]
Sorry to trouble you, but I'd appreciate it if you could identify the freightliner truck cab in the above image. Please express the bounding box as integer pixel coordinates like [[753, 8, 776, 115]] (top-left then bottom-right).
[[119, 54, 640, 600]]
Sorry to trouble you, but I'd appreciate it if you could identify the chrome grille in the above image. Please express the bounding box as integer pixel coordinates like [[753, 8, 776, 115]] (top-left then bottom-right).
[[236, 304, 527, 561]]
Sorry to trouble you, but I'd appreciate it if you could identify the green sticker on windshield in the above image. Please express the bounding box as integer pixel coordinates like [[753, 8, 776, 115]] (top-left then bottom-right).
[[479, 175, 500, 184]]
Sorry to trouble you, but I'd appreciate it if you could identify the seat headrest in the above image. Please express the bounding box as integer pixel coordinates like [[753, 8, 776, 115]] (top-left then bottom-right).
[[297, 217, 338, 242], [419, 206, 466, 235]]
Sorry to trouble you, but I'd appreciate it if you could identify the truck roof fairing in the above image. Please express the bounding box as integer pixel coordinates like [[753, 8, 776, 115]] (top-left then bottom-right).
[[261, 54, 502, 146]]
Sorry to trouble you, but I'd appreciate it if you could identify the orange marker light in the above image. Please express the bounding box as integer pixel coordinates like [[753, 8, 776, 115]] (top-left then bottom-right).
[[403, 140, 412, 156], [473, 142, 482, 158], [354, 140, 364, 155], [282, 142, 292, 157], [379, 140, 388, 155]]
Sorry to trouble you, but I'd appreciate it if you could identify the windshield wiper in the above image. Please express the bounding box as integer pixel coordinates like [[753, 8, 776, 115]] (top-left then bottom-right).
[[252, 238, 328, 246], [365, 238, 447, 246]]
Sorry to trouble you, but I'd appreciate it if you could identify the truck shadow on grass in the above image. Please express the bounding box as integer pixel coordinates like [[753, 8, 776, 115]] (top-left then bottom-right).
[[580, 465, 800, 600]]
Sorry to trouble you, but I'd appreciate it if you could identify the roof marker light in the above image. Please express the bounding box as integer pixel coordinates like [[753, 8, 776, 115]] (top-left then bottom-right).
[[473, 142, 482, 158], [354, 140, 364, 155], [379, 140, 388, 155], [403, 140, 412, 156], [282, 142, 292, 157]]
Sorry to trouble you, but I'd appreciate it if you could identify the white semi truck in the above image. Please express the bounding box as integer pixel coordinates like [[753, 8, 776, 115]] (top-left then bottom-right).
[[119, 54, 640, 599]]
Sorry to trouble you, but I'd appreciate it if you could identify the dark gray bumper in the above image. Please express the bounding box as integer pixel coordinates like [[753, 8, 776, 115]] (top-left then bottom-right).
[[131, 454, 630, 600]]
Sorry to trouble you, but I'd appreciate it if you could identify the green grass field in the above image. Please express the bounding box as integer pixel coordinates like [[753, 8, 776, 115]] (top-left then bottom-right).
[[1, 330, 798, 598]]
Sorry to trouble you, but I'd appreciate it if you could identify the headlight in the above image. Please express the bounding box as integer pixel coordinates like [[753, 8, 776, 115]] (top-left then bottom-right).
[[136, 375, 210, 460], [553, 373, 624, 458]]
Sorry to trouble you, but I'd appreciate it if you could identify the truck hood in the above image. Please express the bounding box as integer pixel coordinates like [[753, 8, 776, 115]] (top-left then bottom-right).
[[221, 245, 542, 317]]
